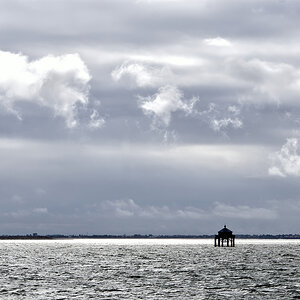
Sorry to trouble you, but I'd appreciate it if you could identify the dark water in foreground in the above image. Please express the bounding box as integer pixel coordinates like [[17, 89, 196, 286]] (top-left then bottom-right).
[[0, 239, 299, 299]]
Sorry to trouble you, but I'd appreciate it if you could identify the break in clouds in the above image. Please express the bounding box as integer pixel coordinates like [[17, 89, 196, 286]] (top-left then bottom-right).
[[0, 0, 300, 235]]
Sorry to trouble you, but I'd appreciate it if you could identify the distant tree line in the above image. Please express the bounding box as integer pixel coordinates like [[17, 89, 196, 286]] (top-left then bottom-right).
[[0, 234, 300, 239]]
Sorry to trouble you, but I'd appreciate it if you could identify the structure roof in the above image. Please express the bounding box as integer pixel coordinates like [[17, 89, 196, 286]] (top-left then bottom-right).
[[218, 225, 232, 234]]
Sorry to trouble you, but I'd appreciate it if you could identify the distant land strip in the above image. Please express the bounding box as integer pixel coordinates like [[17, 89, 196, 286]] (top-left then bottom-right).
[[0, 234, 300, 240]]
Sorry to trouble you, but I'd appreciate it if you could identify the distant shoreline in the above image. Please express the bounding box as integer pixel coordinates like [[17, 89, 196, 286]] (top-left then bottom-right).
[[0, 234, 300, 240]]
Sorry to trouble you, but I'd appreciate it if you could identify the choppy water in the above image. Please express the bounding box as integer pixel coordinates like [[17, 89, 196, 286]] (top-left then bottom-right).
[[0, 239, 299, 299]]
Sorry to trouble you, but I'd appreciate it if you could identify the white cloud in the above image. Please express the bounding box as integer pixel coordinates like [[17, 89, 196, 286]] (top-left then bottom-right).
[[101, 199, 207, 220], [210, 118, 243, 132], [269, 138, 300, 177], [101, 199, 141, 217], [111, 62, 172, 87], [228, 58, 300, 103], [136, 0, 179, 3], [0, 51, 91, 127], [203, 37, 232, 47], [139, 85, 198, 126], [197, 103, 243, 132], [213, 202, 277, 220], [211, 105, 243, 131], [227, 105, 240, 115], [128, 54, 203, 67], [5, 207, 48, 218], [268, 167, 285, 177], [88, 109, 105, 129], [32, 207, 48, 214]]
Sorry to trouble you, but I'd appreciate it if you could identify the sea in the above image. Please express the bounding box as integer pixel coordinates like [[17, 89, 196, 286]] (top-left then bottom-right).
[[0, 239, 299, 299]]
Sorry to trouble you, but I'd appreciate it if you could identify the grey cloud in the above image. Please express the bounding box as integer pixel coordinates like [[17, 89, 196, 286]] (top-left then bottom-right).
[[2, 0, 299, 52]]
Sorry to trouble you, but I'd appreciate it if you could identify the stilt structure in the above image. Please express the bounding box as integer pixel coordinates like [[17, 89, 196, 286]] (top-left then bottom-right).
[[214, 225, 235, 247]]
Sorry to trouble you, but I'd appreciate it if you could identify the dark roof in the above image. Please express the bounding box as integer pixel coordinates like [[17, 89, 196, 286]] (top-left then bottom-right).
[[218, 225, 232, 234]]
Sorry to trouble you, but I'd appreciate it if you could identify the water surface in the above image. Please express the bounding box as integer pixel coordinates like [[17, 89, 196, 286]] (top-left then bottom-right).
[[0, 239, 299, 299]]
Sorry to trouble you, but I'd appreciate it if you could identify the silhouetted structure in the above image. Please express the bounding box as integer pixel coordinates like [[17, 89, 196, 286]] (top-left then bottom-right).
[[214, 225, 235, 247]]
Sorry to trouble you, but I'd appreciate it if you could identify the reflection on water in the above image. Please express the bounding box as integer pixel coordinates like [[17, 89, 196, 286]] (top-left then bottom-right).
[[0, 239, 299, 299]]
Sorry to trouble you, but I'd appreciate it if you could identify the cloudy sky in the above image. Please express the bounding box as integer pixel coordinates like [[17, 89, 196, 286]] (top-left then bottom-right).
[[1, 0, 300, 235]]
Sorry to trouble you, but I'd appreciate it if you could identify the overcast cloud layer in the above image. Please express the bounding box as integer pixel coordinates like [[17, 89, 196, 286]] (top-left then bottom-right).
[[0, 0, 300, 235]]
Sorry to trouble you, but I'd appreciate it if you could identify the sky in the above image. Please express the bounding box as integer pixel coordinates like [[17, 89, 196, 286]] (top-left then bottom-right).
[[0, 0, 300, 235]]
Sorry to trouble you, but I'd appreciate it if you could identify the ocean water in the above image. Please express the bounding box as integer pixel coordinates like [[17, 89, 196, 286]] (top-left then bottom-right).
[[0, 239, 299, 299]]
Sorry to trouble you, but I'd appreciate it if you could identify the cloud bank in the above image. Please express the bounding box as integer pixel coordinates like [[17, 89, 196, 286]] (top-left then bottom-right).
[[101, 199, 277, 221]]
